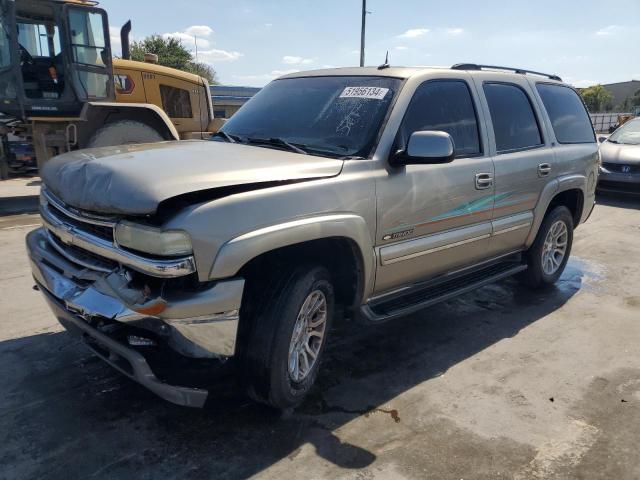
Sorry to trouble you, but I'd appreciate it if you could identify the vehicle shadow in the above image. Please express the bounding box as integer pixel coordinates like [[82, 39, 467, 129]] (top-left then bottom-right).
[[0, 260, 588, 479], [596, 192, 640, 210]]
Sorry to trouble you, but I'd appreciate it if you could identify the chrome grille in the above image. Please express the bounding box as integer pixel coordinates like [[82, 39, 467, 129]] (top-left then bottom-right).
[[603, 162, 640, 174], [47, 201, 115, 242], [39, 187, 197, 278], [47, 231, 118, 273]]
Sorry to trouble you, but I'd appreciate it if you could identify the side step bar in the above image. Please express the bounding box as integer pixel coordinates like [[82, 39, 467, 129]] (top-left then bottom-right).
[[361, 260, 527, 322]]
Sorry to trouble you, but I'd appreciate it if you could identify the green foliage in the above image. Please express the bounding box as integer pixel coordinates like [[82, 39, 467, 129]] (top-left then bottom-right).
[[632, 89, 640, 107], [129, 35, 218, 84], [579, 85, 613, 113], [184, 62, 219, 85]]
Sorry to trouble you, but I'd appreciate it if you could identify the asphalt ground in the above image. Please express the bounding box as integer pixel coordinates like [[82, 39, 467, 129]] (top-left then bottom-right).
[[1, 193, 639, 479]]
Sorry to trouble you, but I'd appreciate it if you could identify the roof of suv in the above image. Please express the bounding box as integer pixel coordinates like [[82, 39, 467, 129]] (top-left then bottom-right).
[[280, 65, 564, 84]]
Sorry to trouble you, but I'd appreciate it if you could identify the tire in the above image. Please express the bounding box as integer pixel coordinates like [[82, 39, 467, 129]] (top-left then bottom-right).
[[242, 265, 335, 409], [86, 120, 164, 148], [519, 205, 574, 289]]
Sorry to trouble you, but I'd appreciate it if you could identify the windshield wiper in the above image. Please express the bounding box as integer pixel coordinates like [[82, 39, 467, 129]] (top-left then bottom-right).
[[212, 131, 242, 143], [246, 137, 309, 155]]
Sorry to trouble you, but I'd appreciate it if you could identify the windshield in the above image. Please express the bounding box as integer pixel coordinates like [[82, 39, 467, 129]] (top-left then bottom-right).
[[608, 119, 640, 145], [17, 23, 61, 58], [217, 76, 402, 158]]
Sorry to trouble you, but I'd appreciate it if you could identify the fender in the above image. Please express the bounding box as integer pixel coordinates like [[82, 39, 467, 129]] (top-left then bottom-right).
[[82, 102, 180, 141], [525, 173, 587, 247], [209, 214, 376, 300]]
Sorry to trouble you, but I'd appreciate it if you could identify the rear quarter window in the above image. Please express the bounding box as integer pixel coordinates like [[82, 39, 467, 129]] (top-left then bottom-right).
[[536, 84, 595, 144]]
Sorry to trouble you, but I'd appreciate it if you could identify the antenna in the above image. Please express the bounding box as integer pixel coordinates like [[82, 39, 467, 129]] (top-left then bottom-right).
[[378, 51, 390, 70]]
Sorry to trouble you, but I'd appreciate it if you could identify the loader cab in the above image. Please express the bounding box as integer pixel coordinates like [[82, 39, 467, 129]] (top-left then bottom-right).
[[0, 0, 114, 119]]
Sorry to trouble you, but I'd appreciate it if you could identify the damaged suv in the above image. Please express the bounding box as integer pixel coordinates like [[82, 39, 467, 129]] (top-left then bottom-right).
[[27, 65, 598, 409]]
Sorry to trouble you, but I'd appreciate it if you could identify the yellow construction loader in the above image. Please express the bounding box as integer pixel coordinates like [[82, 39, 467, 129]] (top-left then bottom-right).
[[0, 0, 222, 174]]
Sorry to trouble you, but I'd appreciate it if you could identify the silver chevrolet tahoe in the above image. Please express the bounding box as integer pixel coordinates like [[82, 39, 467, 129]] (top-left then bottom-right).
[[27, 64, 599, 409]]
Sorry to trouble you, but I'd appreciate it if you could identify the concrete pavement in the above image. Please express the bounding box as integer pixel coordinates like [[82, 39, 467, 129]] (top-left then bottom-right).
[[0, 177, 40, 216], [0, 194, 639, 479]]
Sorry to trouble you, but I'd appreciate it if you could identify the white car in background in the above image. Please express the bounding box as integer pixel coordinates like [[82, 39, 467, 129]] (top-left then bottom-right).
[[598, 118, 640, 195]]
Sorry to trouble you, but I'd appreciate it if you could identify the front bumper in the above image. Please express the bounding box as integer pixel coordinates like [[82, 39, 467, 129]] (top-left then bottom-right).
[[26, 227, 245, 407], [39, 285, 209, 407], [597, 169, 640, 195]]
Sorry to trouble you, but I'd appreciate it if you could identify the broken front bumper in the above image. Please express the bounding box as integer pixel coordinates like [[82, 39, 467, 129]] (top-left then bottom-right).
[[26, 227, 245, 407]]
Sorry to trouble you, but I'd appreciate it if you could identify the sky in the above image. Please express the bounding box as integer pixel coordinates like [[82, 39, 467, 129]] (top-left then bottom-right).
[[100, 0, 640, 88]]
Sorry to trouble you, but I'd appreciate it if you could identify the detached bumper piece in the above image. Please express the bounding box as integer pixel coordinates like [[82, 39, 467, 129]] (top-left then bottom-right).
[[41, 286, 209, 408]]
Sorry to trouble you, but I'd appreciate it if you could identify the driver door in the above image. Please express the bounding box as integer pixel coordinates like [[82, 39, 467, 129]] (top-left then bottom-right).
[[62, 4, 114, 102], [374, 78, 495, 294], [0, 0, 24, 118]]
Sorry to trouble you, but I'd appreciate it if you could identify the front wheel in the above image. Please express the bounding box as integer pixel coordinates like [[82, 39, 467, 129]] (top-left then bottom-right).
[[242, 265, 335, 409], [519, 205, 574, 289]]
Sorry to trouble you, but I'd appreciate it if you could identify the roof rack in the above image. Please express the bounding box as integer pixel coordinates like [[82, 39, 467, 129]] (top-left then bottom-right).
[[451, 63, 562, 82]]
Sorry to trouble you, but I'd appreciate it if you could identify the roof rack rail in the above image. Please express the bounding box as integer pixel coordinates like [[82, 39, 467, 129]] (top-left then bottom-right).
[[451, 63, 562, 82]]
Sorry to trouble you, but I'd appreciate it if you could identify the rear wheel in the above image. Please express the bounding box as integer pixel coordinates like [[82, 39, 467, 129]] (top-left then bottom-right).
[[86, 120, 163, 148], [242, 265, 334, 409], [519, 205, 573, 288]]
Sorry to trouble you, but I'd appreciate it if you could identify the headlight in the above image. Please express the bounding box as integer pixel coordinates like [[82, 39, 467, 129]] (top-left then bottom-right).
[[115, 221, 192, 257]]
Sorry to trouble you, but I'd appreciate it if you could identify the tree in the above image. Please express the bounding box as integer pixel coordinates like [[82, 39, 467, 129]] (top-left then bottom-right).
[[185, 62, 219, 85], [129, 35, 218, 84], [579, 85, 613, 113], [632, 89, 640, 107]]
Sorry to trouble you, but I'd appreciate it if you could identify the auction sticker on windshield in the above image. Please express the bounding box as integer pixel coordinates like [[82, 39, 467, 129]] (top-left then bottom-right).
[[340, 87, 389, 100]]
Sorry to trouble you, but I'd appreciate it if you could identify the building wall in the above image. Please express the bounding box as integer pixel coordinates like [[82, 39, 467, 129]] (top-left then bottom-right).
[[210, 85, 261, 119], [600, 80, 640, 109]]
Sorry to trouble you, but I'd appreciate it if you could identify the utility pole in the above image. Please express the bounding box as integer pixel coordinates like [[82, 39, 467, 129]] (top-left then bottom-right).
[[359, 0, 366, 67]]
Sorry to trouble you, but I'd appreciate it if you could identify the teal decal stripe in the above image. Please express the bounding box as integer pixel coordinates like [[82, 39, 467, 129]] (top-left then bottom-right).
[[383, 191, 530, 235], [424, 191, 528, 224]]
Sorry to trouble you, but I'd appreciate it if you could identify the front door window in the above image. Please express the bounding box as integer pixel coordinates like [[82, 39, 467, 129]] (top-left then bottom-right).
[[66, 7, 111, 100], [68, 10, 106, 66]]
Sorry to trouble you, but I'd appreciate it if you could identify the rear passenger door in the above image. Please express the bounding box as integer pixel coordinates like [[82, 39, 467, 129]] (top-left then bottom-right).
[[533, 82, 597, 188], [476, 79, 555, 256], [374, 78, 495, 294]]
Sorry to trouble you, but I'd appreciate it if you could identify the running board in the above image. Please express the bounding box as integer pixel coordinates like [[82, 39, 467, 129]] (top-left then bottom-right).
[[361, 261, 527, 322]]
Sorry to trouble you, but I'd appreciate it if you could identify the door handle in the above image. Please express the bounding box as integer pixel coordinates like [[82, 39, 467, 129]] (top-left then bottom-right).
[[475, 173, 493, 190], [538, 163, 551, 177]]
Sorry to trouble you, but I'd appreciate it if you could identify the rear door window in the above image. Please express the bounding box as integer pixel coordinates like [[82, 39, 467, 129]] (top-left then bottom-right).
[[483, 83, 543, 153], [536, 84, 595, 143], [400, 80, 481, 156]]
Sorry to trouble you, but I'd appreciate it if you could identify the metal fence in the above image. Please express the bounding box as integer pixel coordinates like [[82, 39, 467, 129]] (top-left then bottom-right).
[[589, 113, 634, 134]]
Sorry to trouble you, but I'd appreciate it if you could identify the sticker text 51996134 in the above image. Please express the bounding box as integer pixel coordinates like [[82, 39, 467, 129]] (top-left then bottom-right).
[[340, 87, 389, 100]]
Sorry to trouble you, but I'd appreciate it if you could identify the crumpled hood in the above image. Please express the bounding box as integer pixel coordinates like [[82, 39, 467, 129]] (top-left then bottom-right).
[[599, 141, 640, 164], [42, 141, 344, 215]]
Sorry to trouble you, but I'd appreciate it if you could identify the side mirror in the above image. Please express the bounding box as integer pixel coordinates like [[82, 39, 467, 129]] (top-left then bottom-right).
[[598, 136, 607, 143], [392, 131, 455, 166]]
